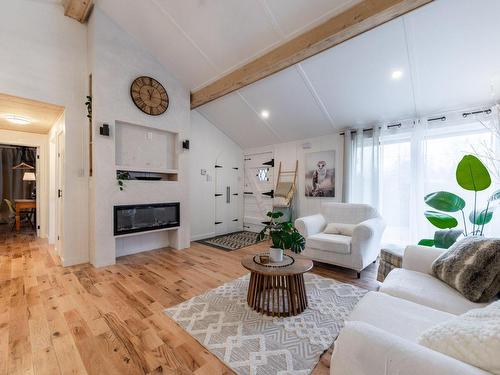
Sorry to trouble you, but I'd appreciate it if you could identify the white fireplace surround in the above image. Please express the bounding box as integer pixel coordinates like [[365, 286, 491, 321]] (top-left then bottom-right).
[[89, 8, 191, 267]]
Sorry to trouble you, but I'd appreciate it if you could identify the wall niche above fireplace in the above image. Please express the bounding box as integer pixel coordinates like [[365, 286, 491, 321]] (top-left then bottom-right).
[[114, 202, 180, 236], [115, 120, 178, 174]]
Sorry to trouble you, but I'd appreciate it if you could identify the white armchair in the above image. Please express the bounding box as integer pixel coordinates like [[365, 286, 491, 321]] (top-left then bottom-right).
[[295, 202, 386, 277]]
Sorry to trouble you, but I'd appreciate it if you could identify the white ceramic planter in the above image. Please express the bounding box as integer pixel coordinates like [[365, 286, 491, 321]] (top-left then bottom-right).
[[269, 247, 284, 263]]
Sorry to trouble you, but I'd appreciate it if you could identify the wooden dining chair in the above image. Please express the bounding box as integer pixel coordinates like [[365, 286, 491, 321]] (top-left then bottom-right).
[[3, 199, 34, 231]]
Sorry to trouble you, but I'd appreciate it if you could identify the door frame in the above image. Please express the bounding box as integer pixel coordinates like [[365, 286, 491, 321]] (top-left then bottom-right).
[[54, 129, 64, 256]]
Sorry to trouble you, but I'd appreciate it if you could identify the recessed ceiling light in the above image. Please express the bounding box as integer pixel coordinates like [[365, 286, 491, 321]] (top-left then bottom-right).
[[391, 70, 403, 80], [4, 114, 31, 125], [260, 110, 270, 119]]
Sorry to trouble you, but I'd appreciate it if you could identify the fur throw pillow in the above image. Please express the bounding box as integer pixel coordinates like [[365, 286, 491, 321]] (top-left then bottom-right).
[[432, 237, 500, 302], [419, 300, 500, 374]]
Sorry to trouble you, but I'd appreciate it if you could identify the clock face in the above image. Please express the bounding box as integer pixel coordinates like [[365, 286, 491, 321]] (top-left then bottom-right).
[[130, 76, 169, 116]]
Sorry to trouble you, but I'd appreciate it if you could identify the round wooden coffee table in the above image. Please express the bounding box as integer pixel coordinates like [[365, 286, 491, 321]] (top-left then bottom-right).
[[241, 254, 313, 317]]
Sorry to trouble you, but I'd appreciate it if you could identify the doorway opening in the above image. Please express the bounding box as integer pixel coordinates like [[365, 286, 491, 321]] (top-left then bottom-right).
[[0, 145, 37, 234], [0, 93, 65, 255]]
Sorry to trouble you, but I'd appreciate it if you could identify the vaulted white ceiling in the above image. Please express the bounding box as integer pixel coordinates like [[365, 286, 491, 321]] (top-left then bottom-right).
[[96, 0, 500, 148], [95, 0, 360, 89]]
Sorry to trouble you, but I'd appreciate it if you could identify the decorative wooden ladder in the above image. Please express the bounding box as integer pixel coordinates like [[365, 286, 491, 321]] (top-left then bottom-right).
[[273, 160, 298, 221]]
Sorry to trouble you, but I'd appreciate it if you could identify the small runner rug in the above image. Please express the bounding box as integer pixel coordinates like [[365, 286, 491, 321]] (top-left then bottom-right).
[[197, 231, 266, 251], [164, 273, 367, 375]]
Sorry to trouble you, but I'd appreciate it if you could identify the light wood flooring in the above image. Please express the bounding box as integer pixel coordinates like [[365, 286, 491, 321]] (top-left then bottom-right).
[[0, 228, 379, 375]]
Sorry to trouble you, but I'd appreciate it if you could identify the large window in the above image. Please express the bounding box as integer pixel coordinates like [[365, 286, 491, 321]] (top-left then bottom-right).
[[379, 135, 412, 244], [378, 122, 496, 244]]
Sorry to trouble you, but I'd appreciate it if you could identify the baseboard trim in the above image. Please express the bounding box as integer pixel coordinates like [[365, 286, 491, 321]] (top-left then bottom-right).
[[62, 256, 90, 267], [191, 232, 215, 241]]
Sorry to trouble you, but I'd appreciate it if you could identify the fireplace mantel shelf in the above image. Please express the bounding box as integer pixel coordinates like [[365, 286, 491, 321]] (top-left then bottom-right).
[[116, 165, 178, 174]]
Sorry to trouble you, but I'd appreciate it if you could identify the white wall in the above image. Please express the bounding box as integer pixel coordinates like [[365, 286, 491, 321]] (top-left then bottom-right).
[[190, 111, 244, 240], [244, 134, 344, 220], [88, 8, 191, 266], [0, 0, 89, 266], [0, 130, 49, 237]]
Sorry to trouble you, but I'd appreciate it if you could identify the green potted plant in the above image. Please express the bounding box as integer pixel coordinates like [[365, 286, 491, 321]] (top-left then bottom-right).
[[256, 211, 305, 262], [420, 154, 500, 248]]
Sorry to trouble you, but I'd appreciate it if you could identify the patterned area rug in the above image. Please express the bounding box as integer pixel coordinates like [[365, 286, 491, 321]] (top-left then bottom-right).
[[198, 231, 266, 251], [165, 273, 367, 375]]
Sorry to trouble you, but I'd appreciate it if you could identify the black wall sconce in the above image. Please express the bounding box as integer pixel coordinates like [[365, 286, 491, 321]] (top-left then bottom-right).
[[100, 123, 110, 136], [182, 139, 190, 150]]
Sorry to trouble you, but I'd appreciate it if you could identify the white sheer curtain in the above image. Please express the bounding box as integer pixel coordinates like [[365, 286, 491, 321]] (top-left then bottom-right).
[[343, 127, 380, 209], [344, 109, 499, 245]]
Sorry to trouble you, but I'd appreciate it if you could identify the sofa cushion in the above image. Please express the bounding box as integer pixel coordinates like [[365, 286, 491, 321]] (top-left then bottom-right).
[[432, 237, 500, 303], [348, 291, 454, 342], [380, 268, 489, 315], [305, 233, 351, 254], [323, 223, 355, 236], [419, 300, 500, 375], [332, 321, 491, 375]]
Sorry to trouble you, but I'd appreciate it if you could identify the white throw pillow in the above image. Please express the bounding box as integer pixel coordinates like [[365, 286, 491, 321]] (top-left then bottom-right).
[[418, 300, 500, 374], [323, 223, 355, 236]]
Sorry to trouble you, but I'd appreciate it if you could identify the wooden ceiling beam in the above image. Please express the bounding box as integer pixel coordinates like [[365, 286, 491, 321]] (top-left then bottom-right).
[[62, 0, 93, 23], [190, 0, 433, 109]]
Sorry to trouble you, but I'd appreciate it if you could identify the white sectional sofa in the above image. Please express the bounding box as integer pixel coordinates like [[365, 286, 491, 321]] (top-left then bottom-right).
[[330, 245, 494, 375]]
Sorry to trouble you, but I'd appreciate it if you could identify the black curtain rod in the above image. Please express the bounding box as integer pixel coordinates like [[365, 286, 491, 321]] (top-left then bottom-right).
[[339, 122, 402, 136], [428, 116, 446, 122], [462, 109, 491, 117]]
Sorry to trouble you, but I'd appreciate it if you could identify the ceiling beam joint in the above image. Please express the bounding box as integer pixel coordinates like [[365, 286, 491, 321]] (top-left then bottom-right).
[[62, 0, 94, 23]]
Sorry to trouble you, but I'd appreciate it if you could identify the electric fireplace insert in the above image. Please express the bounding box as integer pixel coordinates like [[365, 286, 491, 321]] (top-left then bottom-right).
[[114, 202, 180, 236]]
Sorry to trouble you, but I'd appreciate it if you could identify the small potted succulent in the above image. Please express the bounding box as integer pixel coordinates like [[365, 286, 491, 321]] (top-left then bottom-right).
[[256, 211, 305, 262]]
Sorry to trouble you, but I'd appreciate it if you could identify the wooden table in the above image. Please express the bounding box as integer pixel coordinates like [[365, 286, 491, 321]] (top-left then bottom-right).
[[241, 253, 313, 317], [14, 199, 36, 231]]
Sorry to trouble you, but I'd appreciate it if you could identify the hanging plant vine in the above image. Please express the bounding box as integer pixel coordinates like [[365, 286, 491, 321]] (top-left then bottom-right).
[[85, 95, 92, 121]]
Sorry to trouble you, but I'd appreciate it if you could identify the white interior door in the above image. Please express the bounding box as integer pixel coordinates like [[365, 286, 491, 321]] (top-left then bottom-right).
[[214, 154, 240, 235], [55, 131, 64, 256], [243, 152, 274, 232]]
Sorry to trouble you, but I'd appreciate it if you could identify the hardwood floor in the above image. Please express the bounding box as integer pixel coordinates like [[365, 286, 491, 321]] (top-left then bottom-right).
[[0, 229, 379, 375]]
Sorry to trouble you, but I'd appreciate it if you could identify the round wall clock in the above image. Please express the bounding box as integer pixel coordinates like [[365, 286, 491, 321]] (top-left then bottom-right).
[[130, 76, 169, 116]]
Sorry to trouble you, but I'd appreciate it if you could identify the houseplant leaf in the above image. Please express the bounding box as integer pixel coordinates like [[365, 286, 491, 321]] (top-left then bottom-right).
[[456, 155, 491, 191], [424, 211, 458, 229], [269, 211, 283, 219], [424, 191, 465, 212], [469, 209, 493, 225], [418, 239, 435, 247], [288, 230, 306, 254], [433, 229, 462, 249]]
